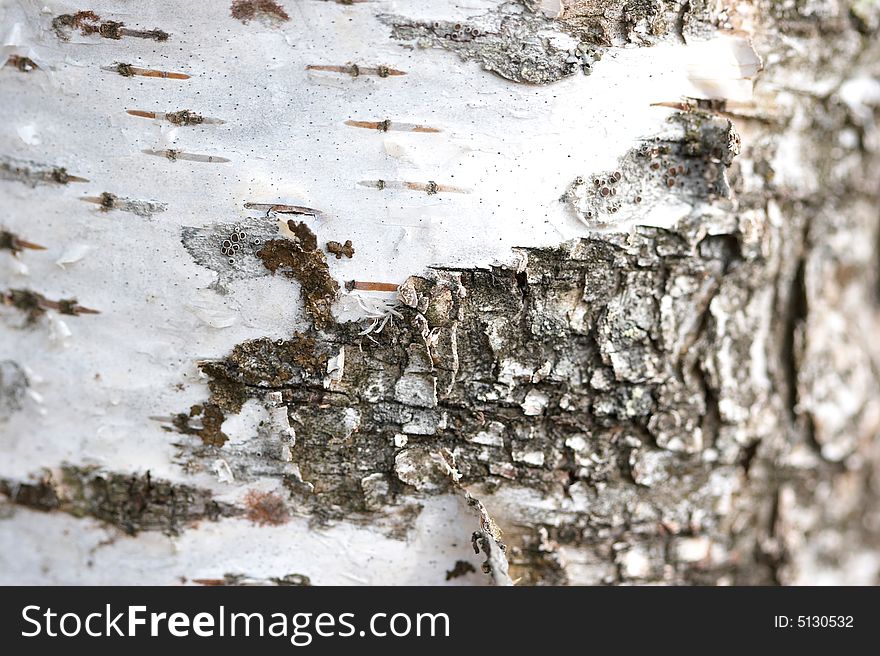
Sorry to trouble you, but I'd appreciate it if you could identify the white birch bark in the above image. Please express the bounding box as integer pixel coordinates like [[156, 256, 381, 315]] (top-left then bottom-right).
[[1, 0, 879, 585]]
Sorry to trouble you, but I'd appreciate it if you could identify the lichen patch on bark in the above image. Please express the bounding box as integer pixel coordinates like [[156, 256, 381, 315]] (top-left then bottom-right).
[[5, 55, 38, 72], [256, 222, 340, 330], [244, 489, 290, 525], [562, 112, 740, 226], [0, 360, 28, 421], [180, 216, 282, 289], [383, 1, 727, 85], [327, 240, 355, 259], [165, 110, 206, 126], [0, 467, 238, 535], [230, 1, 290, 25], [172, 403, 229, 447], [383, 8, 603, 85]]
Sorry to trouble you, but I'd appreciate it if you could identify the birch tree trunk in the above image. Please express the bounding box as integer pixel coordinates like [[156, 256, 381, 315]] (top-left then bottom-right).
[[1, 0, 879, 585]]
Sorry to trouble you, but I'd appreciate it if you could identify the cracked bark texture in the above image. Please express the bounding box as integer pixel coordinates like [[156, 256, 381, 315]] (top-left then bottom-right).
[[1, 1, 879, 585]]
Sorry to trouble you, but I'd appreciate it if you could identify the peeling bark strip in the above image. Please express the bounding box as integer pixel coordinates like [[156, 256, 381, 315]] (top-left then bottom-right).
[[0, 467, 238, 535], [435, 450, 514, 586], [244, 202, 324, 218]]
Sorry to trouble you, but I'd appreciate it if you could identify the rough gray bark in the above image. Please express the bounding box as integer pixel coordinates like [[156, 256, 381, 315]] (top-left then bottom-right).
[[2, 1, 880, 585]]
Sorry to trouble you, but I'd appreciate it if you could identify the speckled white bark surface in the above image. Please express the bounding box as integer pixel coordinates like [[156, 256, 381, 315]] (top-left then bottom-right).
[[1, 1, 878, 585]]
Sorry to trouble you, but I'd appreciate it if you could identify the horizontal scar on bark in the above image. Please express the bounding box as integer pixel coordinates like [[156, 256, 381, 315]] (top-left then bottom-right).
[[345, 119, 440, 133], [652, 98, 731, 112], [126, 110, 223, 125], [79, 193, 167, 215], [143, 149, 230, 163], [306, 64, 405, 77], [52, 12, 169, 42], [0, 160, 88, 185], [0, 231, 46, 253], [103, 63, 190, 79], [2, 289, 99, 318], [358, 180, 467, 194], [651, 98, 770, 122]]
